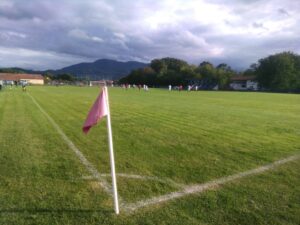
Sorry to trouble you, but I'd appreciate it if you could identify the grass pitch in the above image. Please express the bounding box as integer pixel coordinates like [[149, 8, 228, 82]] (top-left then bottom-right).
[[0, 86, 299, 224]]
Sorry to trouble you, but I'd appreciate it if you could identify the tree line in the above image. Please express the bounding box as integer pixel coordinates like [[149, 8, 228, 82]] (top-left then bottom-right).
[[119, 51, 300, 92], [119, 58, 234, 89]]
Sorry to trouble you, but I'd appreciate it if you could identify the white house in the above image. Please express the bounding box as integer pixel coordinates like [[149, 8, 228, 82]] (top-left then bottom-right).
[[230, 76, 258, 91]]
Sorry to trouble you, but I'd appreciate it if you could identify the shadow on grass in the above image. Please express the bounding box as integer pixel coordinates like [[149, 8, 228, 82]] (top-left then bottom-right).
[[0, 208, 112, 215]]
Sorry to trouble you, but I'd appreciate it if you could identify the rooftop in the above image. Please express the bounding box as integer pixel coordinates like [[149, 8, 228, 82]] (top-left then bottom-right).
[[231, 76, 256, 81], [0, 73, 43, 81]]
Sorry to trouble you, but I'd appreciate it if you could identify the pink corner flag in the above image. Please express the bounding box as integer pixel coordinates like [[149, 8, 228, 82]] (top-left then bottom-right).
[[82, 88, 108, 134]]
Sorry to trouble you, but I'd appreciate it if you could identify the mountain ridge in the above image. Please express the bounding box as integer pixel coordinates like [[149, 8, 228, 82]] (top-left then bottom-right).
[[53, 59, 148, 79], [0, 59, 148, 80]]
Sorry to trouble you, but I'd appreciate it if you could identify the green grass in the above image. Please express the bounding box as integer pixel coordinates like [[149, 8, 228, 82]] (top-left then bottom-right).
[[0, 86, 299, 224]]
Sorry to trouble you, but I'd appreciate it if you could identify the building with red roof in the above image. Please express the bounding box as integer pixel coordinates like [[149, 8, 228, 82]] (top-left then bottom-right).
[[0, 73, 44, 85]]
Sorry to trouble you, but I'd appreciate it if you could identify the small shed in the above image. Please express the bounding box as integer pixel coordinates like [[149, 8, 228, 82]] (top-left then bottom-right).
[[229, 76, 258, 91]]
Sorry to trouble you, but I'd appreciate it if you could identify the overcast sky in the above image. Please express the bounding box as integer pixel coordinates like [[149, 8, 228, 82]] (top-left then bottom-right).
[[0, 0, 299, 70]]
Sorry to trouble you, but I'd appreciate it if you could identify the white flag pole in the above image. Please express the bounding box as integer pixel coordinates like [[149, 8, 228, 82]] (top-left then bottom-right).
[[104, 86, 120, 214]]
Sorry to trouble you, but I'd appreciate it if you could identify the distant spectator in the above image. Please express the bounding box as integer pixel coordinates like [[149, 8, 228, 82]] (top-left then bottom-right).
[[179, 85, 183, 91], [22, 83, 27, 92]]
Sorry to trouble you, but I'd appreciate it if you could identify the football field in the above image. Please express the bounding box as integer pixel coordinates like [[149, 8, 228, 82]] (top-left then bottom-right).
[[0, 86, 299, 224]]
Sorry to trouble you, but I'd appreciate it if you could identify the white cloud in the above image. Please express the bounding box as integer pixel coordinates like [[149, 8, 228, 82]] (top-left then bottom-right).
[[0, 31, 27, 40], [68, 29, 103, 43], [113, 32, 126, 40]]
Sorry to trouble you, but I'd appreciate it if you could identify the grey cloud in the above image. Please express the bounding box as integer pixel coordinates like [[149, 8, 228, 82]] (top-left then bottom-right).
[[252, 22, 263, 28], [0, 0, 299, 70], [252, 22, 268, 31], [278, 8, 289, 16], [0, 1, 54, 20]]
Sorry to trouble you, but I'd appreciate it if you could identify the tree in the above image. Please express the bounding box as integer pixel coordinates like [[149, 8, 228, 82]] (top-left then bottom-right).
[[54, 73, 75, 81], [256, 52, 300, 91], [243, 64, 257, 76], [215, 63, 234, 89], [197, 61, 215, 79], [121, 57, 198, 86], [150, 59, 166, 74], [199, 61, 213, 67]]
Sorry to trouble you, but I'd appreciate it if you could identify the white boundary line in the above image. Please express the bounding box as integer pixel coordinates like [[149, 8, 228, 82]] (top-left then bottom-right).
[[124, 154, 300, 212], [82, 173, 184, 188], [28, 93, 113, 196]]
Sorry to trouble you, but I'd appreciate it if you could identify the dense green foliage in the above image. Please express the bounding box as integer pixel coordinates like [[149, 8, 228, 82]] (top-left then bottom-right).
[[0, 86, 299, 224], [120, 57, 234, 88], [52, 73, 75, 81], [255, 52, 300, 92], [242, 63, 258, 77], [0, 67, 28, 73]]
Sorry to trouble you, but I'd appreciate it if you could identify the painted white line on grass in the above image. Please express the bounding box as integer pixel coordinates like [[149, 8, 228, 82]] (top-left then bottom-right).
[[124, 154, 300, 212], [28, 93, 113, 195], [82, 173, 184, 188]]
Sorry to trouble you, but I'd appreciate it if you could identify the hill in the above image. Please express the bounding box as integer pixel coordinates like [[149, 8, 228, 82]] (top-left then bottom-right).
[[0, 59, 148, 80], [54, 59, 148, 80], [0, 67, 37, 74]]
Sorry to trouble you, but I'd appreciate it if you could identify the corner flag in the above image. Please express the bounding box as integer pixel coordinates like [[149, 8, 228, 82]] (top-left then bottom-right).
[[82, 87, 120, 214], [82, 88, 108, 134]]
